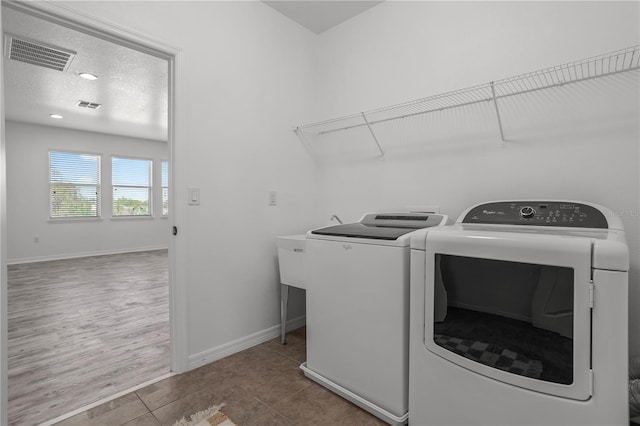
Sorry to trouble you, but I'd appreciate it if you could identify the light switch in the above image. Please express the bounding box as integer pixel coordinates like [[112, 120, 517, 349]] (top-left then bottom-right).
[[188, 187, 200, 205]]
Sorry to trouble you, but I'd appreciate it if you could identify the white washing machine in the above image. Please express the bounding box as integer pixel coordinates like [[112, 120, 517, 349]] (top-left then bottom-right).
[[301, 212, 448, 425], [409, 200, 629, 425]]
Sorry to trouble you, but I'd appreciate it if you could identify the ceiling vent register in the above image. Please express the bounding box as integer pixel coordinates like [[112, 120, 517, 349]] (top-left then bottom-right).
[[4, 34, 76, 72], [77, 100, 102, 110]]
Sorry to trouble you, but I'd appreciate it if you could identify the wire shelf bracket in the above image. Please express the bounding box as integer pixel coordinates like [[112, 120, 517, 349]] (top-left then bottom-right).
[[361, 112, 384, 156], [490, 81, 506, 142], [489, 81, 504, 142], [294, 45, 640, 156]]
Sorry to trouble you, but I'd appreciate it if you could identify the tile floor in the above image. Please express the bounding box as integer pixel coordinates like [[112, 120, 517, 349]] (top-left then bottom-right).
[[55, 327, 387, 426]]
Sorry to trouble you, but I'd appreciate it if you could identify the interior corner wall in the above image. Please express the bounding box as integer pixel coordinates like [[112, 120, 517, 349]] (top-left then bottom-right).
[[5, 120, 170, 263], [56, 1, 320, 359], [312, 1, 640, 356]]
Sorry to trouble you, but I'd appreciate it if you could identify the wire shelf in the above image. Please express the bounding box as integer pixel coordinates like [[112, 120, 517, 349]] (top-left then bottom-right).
[[493, 45, 640, 98], [295, 45, 640, 157]]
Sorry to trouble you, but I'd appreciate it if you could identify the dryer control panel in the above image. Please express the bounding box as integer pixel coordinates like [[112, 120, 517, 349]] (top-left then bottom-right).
[[462, 201, 608, 228]]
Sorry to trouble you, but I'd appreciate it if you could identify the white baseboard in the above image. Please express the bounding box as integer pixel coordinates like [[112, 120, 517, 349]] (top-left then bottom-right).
[[7, 245, 169, 265], [187, 315, 306, 371]]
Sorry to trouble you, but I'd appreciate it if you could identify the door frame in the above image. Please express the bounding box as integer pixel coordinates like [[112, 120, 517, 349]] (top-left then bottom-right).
[[0, 2, 188, 423]]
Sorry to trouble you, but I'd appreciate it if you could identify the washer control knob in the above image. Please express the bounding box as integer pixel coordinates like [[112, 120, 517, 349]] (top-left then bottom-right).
[[520, 206, 536, 219]]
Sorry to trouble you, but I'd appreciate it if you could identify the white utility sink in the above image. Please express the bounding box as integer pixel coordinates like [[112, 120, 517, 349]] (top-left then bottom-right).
[[276, 233, 307, 344], [276, 234, 307, 289]]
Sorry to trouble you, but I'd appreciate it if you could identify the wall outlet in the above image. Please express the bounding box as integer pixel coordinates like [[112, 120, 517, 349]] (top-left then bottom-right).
[[269, 191, 277, 206]]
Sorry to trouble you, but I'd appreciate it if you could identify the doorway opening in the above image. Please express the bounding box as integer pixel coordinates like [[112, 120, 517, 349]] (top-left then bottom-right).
[[1, 2, 182, 425]]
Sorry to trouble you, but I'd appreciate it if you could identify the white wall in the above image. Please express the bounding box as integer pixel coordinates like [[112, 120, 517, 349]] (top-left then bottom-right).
[[56, 1, 320, 361], [5, 121, 170, 263], [311, 1, 640, 355]]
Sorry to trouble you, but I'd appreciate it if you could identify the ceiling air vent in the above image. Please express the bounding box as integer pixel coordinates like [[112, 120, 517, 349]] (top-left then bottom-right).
[[77, 100, 102, 110], [4, 34, 76, 72]]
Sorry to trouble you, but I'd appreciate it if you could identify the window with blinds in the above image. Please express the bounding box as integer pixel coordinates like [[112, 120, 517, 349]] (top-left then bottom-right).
[[112, 157, 152, 217], [49, 151, 101, 218], [161, 160, 169, 216]]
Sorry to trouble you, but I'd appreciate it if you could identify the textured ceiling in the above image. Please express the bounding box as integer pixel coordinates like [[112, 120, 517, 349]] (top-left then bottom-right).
[[263, 0, 383, 34], [2, 6, 169, 142], [2, 2, 382, 142]]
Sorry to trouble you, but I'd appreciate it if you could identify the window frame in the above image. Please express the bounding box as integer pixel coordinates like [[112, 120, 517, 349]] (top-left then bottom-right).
[[111, 155, 153, 218], [48, 149, 102, 220]]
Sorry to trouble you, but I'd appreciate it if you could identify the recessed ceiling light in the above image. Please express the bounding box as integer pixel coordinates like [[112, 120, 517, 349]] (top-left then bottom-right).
[[49, 114, 63, 119], [79, 72, 98, 80]]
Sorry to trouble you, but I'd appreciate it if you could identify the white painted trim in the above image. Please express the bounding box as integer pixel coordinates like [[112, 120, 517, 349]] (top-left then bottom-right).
[[168, 40, 189, 374], [38, 372, 176, 426], [7, 246, 169, 265], [187, 316, 307, 371], [2, 1, 179, 59]]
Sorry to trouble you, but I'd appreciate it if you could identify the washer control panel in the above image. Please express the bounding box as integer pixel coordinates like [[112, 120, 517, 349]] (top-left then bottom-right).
[[462, 201, 608, 228]]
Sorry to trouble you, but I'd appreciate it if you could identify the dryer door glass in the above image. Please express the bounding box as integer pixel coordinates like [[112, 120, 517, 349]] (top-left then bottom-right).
[[434, 255, 574, 385]]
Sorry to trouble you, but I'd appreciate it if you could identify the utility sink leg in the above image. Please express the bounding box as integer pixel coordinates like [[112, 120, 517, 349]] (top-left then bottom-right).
[[281, 283, 289, 344]]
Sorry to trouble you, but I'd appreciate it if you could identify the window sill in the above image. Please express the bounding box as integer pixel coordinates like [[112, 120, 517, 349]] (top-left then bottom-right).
[[110, 216, 155, 221], [48, 217, 103, 224]]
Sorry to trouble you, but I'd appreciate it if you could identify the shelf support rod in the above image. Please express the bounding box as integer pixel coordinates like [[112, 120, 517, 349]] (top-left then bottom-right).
[[361, 113, 384, 156], [490, 81, 505, 142], [293, 127, 318, 163]]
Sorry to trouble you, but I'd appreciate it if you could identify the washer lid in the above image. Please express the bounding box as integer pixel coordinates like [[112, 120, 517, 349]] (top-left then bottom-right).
[[312, 213, 445, 240], [311, 223, 419, 240]]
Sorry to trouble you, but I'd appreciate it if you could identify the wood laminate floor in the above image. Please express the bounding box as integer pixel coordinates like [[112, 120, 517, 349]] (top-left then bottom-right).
[[8, 250, 170, 426]]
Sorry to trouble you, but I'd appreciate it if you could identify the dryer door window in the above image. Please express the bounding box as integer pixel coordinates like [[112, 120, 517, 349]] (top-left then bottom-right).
[[434, 255, 574, 385], [423, 231, 593, 401]]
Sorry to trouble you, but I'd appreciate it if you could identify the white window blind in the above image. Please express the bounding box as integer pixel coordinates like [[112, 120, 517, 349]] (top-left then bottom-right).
[[161, 160, 169, 216], [49, 151, 101, 218], [112, 157, 152, 216]]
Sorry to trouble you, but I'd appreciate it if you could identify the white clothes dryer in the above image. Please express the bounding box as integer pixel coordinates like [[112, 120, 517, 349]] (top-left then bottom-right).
[[301, 212, 448, 425], [409, 200, 629, 425]]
